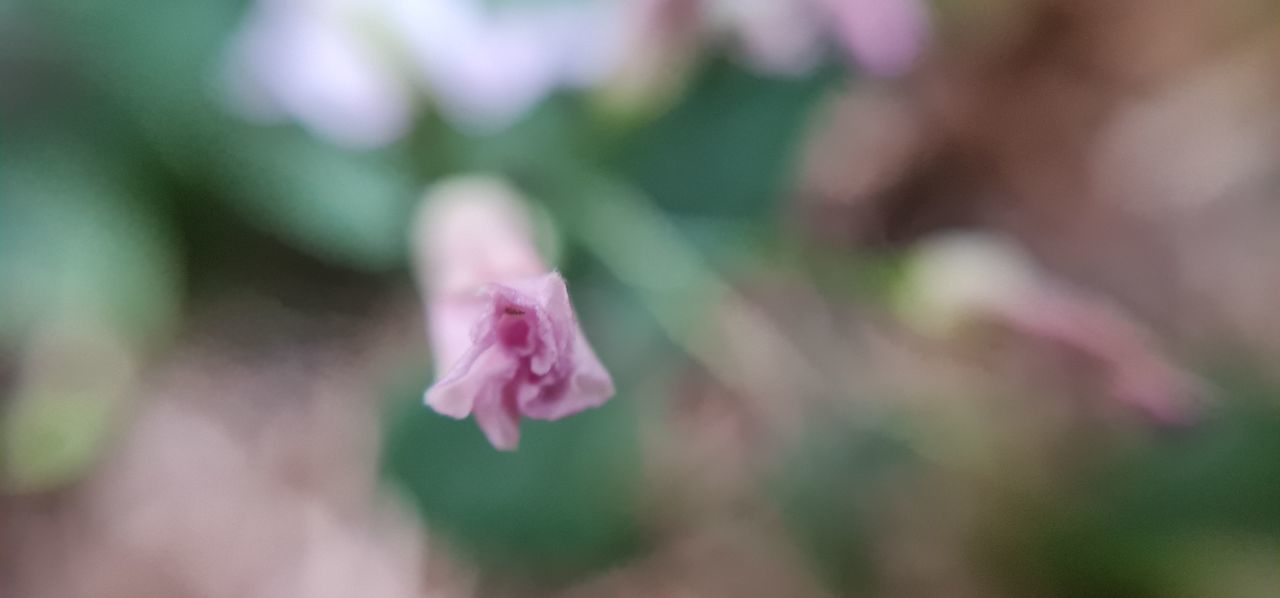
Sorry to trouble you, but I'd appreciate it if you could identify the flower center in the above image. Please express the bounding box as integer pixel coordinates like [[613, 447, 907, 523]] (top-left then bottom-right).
[[496, 306, 534, 353]]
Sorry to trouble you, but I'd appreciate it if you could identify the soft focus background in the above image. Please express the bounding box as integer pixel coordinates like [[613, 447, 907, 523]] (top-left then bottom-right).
[[4, 0, 1280, 596]]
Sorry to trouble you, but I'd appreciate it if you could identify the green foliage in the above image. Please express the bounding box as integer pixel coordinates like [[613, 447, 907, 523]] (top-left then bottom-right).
[[0, 136, 180, 345], [1009, 379, 1280, 597], [1, 389, 124, 493], [444, 98, 586, 181], [203, 126, 418, 271], [379, 365, 647, 582], [620, 60, 836, 219], [773, 410, 919, 595], [15, 0, 420, 273]]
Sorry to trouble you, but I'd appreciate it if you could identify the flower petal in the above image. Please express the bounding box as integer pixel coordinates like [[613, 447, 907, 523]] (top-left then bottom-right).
[[570, 330, 615, 401], [532, 272, 574, 375], [473, 386, 522, 451], [425, 338, 512, 419], [519, 289, 615, 423]]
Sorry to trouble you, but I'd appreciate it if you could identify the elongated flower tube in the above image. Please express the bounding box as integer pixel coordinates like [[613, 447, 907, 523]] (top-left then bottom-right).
[[897, 232, 1199, 425], [412, 176, 614, 450]]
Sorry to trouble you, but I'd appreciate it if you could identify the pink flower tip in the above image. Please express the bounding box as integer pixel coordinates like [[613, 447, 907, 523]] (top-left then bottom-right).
[[425, 271, 615, 450]]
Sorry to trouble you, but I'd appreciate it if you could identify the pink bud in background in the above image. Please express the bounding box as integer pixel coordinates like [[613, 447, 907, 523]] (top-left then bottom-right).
[[1001, 293, 1201, 427], [898, 232, 1201, 426], [820, 0, 930, 78], [413, 177, 614, 450]]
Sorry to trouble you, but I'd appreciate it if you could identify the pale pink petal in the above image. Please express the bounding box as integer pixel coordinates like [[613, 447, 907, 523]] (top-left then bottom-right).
[[569, 330, 616, 408], [472, 384, 521, 450], [514, 275, 614, 421], [540, 275, 614, 410], [425, 273, 614, 440], [426, 299, 484, 384], [823, 0, 930, 78], [1003, 291, 1199, 425], [528, 273, 573, 375], [425, 339, 510, 419], [414, 178, 615, 450], [414, 178, 546, 297], [713, 0, 827, 76]]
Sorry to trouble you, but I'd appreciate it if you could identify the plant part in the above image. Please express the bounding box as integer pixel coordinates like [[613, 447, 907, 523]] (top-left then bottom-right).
[[413, 176, 614, 450]]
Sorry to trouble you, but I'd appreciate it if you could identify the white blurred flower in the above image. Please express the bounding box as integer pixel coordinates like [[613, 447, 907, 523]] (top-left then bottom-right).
[[224, 0, 416, 148], [712, 0, 931, 78], [379, 0, 626, 132], [896, 232, 1040, 338], [820, 0, 931, 78], [225, 0, 628, 146], [223, 0, 931, 147], [709, 0, 827, 76], [595, 0, 704, 117]]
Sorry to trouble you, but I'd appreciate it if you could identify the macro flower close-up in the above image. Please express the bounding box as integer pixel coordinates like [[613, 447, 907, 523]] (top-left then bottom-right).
[[412, 177, 613, 450], [6, 0, 1280, 596]]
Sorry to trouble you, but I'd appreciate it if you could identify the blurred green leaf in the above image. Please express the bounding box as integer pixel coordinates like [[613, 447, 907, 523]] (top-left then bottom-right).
[[0, 136, 180, 344], [379, 364, 646, 582], [773, 411, 918, 595], [28, 0, 415, 271], [619, 60, 836, 219], [446, 98, 586, 180], [1009, 379, 1280, 597], [1, 389, 122, 493], [204, 126, 418, 271]]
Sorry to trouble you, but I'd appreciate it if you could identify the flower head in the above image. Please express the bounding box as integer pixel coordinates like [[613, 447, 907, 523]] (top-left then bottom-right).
[[413, 177, 614, 450]]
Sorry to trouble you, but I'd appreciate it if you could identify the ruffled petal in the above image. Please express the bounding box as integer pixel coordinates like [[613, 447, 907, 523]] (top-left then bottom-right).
[[532, 272, 573, 375], [425, 338, 511, 419], [569, 328, 615, 404], [473, 385, 522, 451], [517, 276, 611, 422], [427, 299, 485, 382], [425, 270, 613, 445]]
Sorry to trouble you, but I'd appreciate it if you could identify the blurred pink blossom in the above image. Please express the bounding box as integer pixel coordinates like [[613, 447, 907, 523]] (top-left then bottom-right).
[[379, 0, 625, 132], [710, 0, 827, 76], [224, 0, 930, 147], [1002, 293, 1201, 426], [820, 0, 930, 78], [714, 0, 930, 77], [225, 0, 627, 145], [414, 177, 614, 450]]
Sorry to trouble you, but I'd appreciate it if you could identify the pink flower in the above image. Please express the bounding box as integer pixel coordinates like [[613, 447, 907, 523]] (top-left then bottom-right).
[[899, 232, 1200, 425], [821, 0, 930, 78], [427, 273, 615, 449], [414, 177, 614, 450]]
